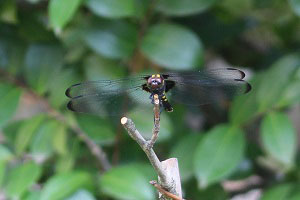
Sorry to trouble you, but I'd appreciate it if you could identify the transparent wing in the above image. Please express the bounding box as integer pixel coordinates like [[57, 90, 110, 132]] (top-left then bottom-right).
[[65, 76, 147, 98], [65, 76, 152, 116], [164, 68, 251, 105]]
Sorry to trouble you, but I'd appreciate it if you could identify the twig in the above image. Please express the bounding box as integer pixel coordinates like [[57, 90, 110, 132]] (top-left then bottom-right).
[[121, 96, 183, 199], [150, 180, 185, 200], [0, 69, 111, 171], [121, 117, 169, 185], [148, 94, 160, 149], [51, 110, 111, 171], [42, 102, 111, 171], [121, 120, 183, 199]]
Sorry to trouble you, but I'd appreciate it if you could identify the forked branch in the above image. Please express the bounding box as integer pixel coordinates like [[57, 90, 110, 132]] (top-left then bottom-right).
[[121, 94, 183, 199], [121, 117, 168, 185]]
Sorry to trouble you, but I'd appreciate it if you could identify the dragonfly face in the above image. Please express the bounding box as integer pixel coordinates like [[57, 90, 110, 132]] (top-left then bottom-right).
[[147, 74, 164, 90], [144, 74, 173, 112], [65, 68, 252, 116]]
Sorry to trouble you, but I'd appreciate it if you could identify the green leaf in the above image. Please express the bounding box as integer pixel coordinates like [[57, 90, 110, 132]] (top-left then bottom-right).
[[40, 171, 94, 200], [99, 164, 155, 200], [55, 154, 75, 173], [0, 0, 17, 24], [194, 124, 245, 188], [24, 44, 64, 94], [0, 145, 13, 162], [169, 134, 202, 181], [66, 190, 96, 200], [0, 161, 6, 187], [52, 124, 68, 156], [219, 0, 253, 17], [86, 0, 136, 18], [277, 68, 300, 107], [141, 23, 203, 70], [290, 192, 300, 200], [0, 83, 21, 128], [23, 191, 41, 200], [18, 12, 55, 42], [277, 80, 300, 107], [48, 69, 77, 108], [77, 114, 115, 145], [261, 112, 296, 166], [289, 0, 300, 16], [1, 120, 23, 144], [155, 0, 219, 16], [30, 120, 60, 157], [15, 115, 45, 155], [229, 73, 262, 126], [0, 37, 25, 74], [261, 184, 294, 200], [5, 162, 42, 199], [256, 54, 300, 112], [83, 20, 138, 59], [84, 55, 126, 80], [49, 0, 82, 31]]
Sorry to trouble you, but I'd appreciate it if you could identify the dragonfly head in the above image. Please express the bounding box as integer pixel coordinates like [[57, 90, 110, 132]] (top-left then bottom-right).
[[147, 74, 164, 89]]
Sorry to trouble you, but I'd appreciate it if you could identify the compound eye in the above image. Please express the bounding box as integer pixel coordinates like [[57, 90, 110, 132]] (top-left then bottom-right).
[[155, 78, 162, 84]]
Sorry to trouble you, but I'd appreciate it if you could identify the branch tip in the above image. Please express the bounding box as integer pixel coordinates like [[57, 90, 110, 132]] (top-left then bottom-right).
[[121, 117, 128, 125]]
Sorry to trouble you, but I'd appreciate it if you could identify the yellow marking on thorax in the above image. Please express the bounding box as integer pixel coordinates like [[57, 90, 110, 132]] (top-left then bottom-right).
[[162, 95, 168, 101]]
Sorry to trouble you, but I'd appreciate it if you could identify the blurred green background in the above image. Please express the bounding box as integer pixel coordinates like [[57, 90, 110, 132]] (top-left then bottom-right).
[[0, 0, 300, 199]]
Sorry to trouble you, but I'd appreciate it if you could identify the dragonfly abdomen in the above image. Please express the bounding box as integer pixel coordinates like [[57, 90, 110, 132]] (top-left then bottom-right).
[[161, 94, 173, 112]]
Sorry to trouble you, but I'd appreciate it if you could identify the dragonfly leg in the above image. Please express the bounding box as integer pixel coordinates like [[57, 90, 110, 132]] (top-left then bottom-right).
[[149, 93, 154, 104]]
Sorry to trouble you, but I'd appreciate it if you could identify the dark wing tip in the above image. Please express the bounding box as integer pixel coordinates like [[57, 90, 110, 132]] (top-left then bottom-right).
[[227, 67, 246, 79], [245, 82, 252, 93], [234, 79, 252, 94], [67, 101, 76, 111], [65, 87, 72, 98], [65, 83, 81, 98]]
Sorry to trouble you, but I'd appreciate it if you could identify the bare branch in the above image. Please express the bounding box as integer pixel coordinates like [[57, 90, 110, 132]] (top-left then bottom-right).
[[121, 94, 183, 199], [159, 158, 183, 199], [121, 117, 169, 185]]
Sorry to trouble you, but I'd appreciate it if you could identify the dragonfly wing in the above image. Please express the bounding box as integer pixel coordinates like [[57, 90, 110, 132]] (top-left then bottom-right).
[[65, 76, 147, 98], [65, 76, 151, 116], [164, 68, 251, 105]]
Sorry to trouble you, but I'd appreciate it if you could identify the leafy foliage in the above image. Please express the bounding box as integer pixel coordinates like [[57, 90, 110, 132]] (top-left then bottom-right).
[[141, 23, 203, 70], [194, 125, 245, 188], [261, 112, 296, 167], [0, 0, 300, 199]]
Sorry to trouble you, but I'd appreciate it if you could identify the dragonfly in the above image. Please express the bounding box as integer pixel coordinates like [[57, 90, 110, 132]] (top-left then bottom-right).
[[65, 67, 251, 116]]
